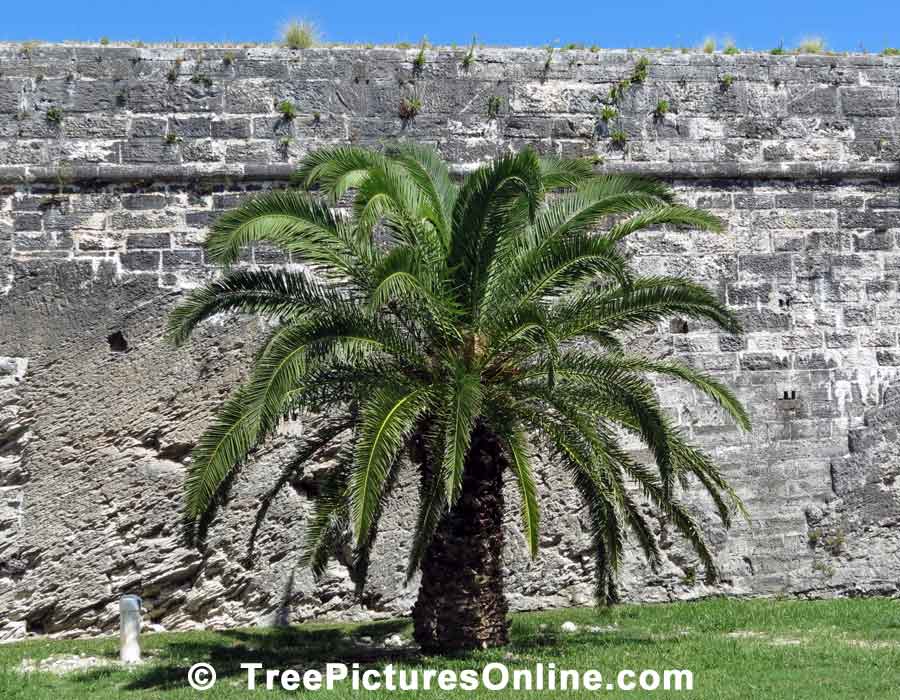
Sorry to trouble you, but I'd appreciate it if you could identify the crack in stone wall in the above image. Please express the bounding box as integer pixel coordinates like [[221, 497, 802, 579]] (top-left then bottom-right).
[[0, 45, 899, 641]]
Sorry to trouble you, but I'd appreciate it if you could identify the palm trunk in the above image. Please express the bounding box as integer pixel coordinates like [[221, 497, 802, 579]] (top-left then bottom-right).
[[412, 424, 509, 652]]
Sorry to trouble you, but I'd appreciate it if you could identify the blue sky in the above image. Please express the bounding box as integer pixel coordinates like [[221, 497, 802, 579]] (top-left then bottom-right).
[[2, 1, 898, 52]]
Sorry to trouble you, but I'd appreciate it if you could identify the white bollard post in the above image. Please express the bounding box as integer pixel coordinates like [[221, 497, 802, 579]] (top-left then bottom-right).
[[119, 595, 142, 664]]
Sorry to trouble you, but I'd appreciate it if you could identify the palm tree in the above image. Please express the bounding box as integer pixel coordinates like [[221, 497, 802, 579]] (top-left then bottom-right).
[[168, 144, 750, 652]]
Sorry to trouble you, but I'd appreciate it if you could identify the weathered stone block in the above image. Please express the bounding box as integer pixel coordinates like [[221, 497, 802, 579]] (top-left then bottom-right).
[[225, 80, 275, 113], [224, 141, 275, 162], [168, 116, 212, 138], [844, 306, 876, 326], [860, 329, 896, 347], [840, 210, 900, 229], [71, 80, 124, 112], [867, 194, 900, 209], [754, 210, 836, 230], [212, 117, 252, 139], [120, 250, 161, 270], [739, 253, 792, 278], [163, 249, 203, 268], [788, 87, 838, 115], [126, 232, 171, 249], [13, 213, 43, 231], [121, 140, 180, 163], [781, 331, 823, 351], [853, 231, 893, 251], [733, 309, 791, 331], [122, 193, 168, 211], [727, 282, 772, 305], [181, 139, 219, 162], [131, 117, 168, 138], [876, 350, 900, 366], [825, 331, 856, 349], [0, 79, 28, 113], [63, 115, 129, 139], [740, 352, 790, 371], [840, 87, 898, 117], [108, 210, 180, 230]]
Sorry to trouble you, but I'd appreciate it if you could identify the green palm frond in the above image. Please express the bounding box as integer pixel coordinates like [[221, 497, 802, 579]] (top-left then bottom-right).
[[350, 453, 407, 592], [258, 414, 354, 573], [541, 349, 749, 431], [503, 428, 540, 557], [292, 145, 388, 201], [517, 352, 674, 479], [352, 159, 424, 239], [439, 365, 483, 505], [185, 387, 262, 518], [609, 204, 723, 243], [620, 487, 662, 567], [594, 533, 619, 606], [668, 434, 750, 526], [351, 385, 434, 542], [486, 232, 631, 323], [536, 155, 596, 189], [547, 276, 741, 340], [301, 453, 353, 577], [515, 405, 627, 597], [610, 355, 750, 431], [204, 190, 376, 283], [166, 268, 345, 346], [449, 149, 544, 315], [483, 189, 716, 322], [244, 308, 423, 435], [368, 246, 461, 342], [525, 188, 671, 251], [543, 392, 725, 581], [488, 179, 670, 283], [575, 174, 676, 203], [388, 143, 457, 248], [406, 423, 447, 580]]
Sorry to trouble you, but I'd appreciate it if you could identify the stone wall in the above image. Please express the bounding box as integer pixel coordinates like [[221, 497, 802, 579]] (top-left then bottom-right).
[[1, 43, 899, 641]]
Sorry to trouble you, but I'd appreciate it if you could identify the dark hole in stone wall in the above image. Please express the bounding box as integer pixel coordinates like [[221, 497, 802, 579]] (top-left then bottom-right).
[[670, 319, 689, 334], [107, 331, 129, 353], [157, 442, 193, 462], [26, 618, 46, 635], [293, 474, 321, 499]]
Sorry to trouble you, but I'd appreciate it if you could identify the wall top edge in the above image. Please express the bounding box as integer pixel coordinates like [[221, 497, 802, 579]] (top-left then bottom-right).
[[2, 161, 899, 187], [1, 43, 899, 64]]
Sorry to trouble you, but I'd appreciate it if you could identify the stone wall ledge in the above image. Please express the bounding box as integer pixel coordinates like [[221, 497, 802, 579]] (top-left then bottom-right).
[[3, 160, 900, 186]]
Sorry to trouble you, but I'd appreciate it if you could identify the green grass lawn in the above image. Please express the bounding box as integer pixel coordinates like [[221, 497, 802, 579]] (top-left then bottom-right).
[[2, 598, 899, 698]]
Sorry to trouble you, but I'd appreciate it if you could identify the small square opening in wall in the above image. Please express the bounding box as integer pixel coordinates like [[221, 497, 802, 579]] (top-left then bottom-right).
[[107, 331, 129, 353], [670, 319, 689, 334], [778, 295, 793, 309], [778, 388, 799, 410]]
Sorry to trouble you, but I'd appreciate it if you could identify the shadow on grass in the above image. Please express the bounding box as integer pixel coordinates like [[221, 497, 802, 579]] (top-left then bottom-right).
[[511, 631, 659, 654], [72, 618, 659, 693], [74, 620, 415, 692]]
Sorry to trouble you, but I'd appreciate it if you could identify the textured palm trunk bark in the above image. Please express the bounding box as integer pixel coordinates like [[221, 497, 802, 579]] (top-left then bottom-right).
[[412, 424, 509, 652]]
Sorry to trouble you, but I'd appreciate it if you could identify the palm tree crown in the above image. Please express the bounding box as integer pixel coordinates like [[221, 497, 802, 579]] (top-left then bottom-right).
[[169, 144, 749, 605]]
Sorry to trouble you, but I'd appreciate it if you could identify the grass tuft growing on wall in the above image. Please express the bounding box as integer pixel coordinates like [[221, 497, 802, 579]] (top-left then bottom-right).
[[281, 19, 318, 50], [797, 36, 826, 54]]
